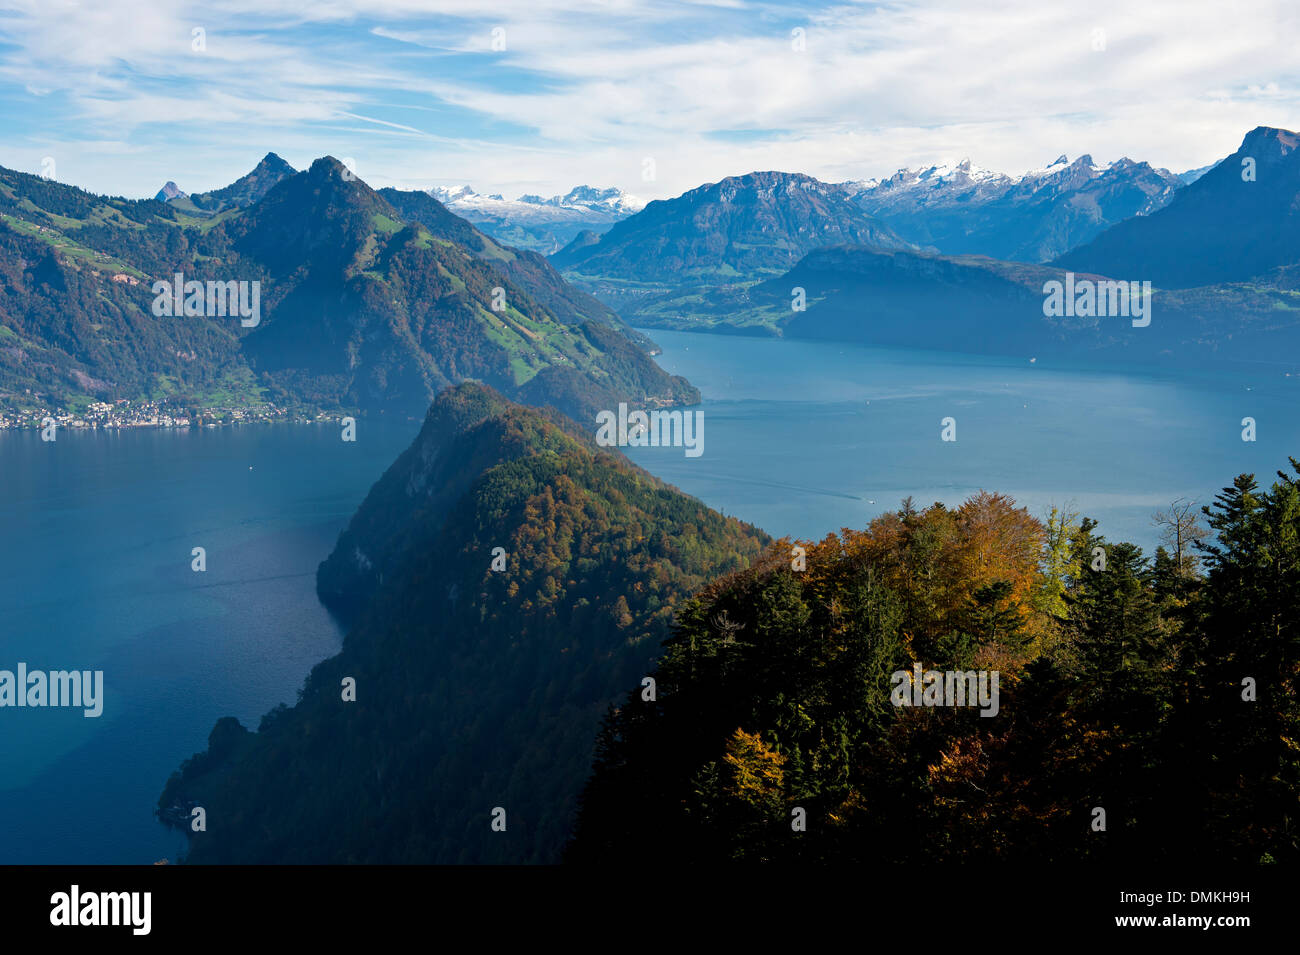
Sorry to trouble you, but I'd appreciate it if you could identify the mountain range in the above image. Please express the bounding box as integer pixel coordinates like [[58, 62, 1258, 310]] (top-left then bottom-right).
[[422, 151, 1194, 273], [426, 184, 645, 255], [0, 154, 694, 423], [554, 170, 914, 280], [8, 126, 1300, 423], [543, 155, 1188, 328], [550, 170, 915, 323], [843, 154, 1183, 262], [549, 126, 1300, 370], [1056, 126, 1300, 288]]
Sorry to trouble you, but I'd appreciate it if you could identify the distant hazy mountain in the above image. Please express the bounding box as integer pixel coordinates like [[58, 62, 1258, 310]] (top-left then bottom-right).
[[428, 184, 645, 254], [843, 154, 1182, 262], [154, 181, 187, 202], [1178, 162, 1220, 185], [160, 381, 768, 863], [1055, 127, 1300, 288], [608, 129, 1300, 364], [550, 170, 914, 325], [556, 170, 911, 280], [0, 155, 696, 421], [721, 243, 1300, 367]]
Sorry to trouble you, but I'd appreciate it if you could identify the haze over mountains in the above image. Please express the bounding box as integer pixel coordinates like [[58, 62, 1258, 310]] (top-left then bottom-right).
[[426, 185, 645, 255], [553, 170, 915, 281], [736, 243, 1300, 366], [549, 170, 915, 323]]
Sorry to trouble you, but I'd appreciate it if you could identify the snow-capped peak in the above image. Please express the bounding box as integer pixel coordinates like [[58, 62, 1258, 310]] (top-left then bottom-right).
[[844, 158, 1007, 196], [920, 158, 1005, 184], [552, 185, 646, 213], [1021, 154, 1072, 178], [429, 185, 478, 203], [1019, 154, 1118, 180], [429, 184, 645, 215]]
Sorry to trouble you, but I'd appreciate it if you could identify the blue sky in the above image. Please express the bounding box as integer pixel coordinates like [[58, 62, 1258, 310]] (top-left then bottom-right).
[[0, 0, 1297, 202]]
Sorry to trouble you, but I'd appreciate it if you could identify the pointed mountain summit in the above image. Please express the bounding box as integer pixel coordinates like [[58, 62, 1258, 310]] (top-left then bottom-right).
[[211, 157, 696, 418], [229, 155, 387, 272], [1055, 126, 1300, 287], [206, 151, 297, 205], [0, 154, 696, 422], [154, 181, 187, 202], [182, 152, 298, 213]]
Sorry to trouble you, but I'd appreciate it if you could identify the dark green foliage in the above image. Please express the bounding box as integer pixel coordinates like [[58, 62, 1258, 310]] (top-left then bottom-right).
[[379, 187, 628, 332], [157, 383, 766, 863], [571, 465, 1300, 864], [0, 157, 696, 421], [0, 223, 245, 405]]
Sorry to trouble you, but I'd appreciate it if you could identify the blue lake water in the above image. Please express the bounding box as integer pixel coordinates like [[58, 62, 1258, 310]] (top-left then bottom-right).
[[2, 331, 1297, 863], [0, 420, 420, 863], [625, 330, 1300, 552]]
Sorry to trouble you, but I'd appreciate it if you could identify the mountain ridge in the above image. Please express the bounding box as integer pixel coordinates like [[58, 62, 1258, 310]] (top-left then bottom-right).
[[843, 153, 1183, 262], [0, 154, 697, 424], [158, 381, 769, 863], [427, 183, 645, 254], [1055, 126, 1300, 287]]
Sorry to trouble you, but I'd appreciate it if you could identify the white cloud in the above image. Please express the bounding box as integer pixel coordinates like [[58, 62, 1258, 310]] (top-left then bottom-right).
[[0, 0, 1296, 199]]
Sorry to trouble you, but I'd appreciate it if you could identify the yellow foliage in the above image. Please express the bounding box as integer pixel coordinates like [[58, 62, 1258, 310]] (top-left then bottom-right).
[[723, 728, 785, 803]]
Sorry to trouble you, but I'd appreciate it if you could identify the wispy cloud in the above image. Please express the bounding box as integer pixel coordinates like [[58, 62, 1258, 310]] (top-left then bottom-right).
[[0, 0, 1296, 200]]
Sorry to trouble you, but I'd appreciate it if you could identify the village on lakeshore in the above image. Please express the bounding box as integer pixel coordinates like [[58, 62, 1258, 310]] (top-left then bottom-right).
[[0, 396, 338, 431]]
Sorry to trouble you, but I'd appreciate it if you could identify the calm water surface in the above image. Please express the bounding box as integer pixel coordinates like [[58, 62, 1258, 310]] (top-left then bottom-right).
[[0, 420, 419, 863], [3, 331, 1296, 862], [626, 330, 1300, 551]]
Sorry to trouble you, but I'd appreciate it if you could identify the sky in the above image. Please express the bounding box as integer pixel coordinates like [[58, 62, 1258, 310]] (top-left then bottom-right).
[[0, 0, 1297, 202]]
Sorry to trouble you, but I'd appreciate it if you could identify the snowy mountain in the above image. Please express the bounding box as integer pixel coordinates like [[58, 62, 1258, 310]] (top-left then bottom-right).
[[426, 185, 646, 253], [841, 154, 1183, 262]]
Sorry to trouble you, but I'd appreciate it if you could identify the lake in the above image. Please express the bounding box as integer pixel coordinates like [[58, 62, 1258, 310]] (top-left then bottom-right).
[[624, 330, 1300, 552], [0, 419, 420, 863], [2, 330, 1296, 862]]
